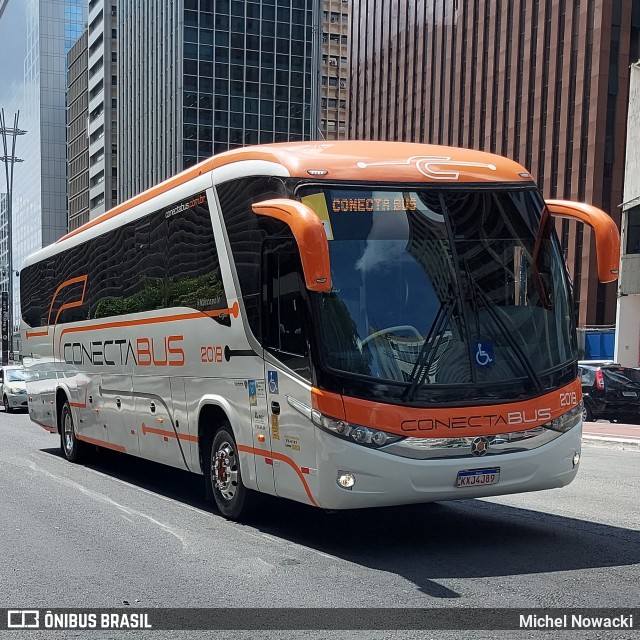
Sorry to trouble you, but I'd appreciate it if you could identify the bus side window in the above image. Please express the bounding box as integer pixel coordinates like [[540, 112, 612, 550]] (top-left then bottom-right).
[[262, 240, 311, 381]]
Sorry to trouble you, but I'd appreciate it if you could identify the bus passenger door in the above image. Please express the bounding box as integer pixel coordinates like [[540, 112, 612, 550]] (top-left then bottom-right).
[[262, 242, 318, 506], [100, 374, 136, 453]]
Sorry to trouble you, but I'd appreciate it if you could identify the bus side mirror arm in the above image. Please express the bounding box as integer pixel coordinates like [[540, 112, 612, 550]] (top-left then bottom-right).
[[252, 199, 332, 292], [545, 199, 620, 284]]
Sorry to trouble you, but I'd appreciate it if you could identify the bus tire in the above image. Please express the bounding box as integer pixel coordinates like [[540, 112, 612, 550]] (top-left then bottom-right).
[[60, 401, 87, 463], [209, 423, 252, 520]]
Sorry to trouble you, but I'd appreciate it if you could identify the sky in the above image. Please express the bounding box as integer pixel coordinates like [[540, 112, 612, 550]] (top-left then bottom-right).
[[0, 0, 28, 114]]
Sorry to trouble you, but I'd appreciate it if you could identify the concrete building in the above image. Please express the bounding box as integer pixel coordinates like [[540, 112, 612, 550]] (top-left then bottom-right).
[[615, 60, 640, 367], [0, 0, 87, 350], [118, 0, 320, 202], [67, 29, 89, 231], [66, 0, 120, 232], [348, 0, 640, 326], [86, 0, 119, 221], [319, 0, 348, 139]]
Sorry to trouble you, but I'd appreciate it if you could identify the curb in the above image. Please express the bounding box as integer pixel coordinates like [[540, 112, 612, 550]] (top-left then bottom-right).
[[582, 435, 640, 451]]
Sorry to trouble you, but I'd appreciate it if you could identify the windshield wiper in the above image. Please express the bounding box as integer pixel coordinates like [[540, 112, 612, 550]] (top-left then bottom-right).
[[463, 263, 543, 393], [402, 294, 457, 402]]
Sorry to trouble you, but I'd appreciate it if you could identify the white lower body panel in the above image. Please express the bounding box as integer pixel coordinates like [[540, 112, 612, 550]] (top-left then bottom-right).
[[311, 425, 582, 510]]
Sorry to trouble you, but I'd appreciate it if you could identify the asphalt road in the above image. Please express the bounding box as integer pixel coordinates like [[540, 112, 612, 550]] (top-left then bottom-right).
[[1, 410, 639, 640]]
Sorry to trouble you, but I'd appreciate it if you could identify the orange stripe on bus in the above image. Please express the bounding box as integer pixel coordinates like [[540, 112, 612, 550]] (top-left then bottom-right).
[[33, 419, 57, 433], [69, 388, 88, 409], [312, 379, 583, 438], [141, 422, 198, 442], [25, 328, 49, 339], [237, 444, 318, 507], [76, 434, 127, 453], [48, 275, 88, 325]]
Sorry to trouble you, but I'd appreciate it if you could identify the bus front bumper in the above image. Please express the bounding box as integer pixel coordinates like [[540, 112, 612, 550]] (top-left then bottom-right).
[[312, 424, 582, 510]]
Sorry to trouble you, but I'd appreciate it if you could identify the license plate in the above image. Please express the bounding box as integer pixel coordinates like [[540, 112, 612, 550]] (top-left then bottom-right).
[[456, 468, 500, 488], [622, 391, 637, 397]]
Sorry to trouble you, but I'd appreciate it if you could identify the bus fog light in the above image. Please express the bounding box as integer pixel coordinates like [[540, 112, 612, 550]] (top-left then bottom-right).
[[572, 451, 580, 467], [337, 473, 356, 489]]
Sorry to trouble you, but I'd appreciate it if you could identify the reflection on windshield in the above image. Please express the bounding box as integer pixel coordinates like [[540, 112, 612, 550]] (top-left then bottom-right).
[[6, 369, 26, 382], [301, 187, 575, 387]]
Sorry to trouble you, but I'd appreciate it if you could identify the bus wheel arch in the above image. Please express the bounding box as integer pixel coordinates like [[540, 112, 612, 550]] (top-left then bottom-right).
[[57, 390, 87, 463], [55, 388, 69, 434], [198, 402, 254, 520]]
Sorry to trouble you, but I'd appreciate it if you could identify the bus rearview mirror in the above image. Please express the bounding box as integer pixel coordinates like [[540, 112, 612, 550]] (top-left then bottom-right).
[[252, 199, 332, 292], [545, 199, 620, 284]]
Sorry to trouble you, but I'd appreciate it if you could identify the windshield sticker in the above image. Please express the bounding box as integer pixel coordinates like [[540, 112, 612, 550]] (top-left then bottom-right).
[[474, 341, 495, 367], [302, 193, 334, 240]]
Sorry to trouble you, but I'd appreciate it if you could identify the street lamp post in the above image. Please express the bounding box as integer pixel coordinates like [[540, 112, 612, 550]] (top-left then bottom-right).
[[0, 109, 26, 364]]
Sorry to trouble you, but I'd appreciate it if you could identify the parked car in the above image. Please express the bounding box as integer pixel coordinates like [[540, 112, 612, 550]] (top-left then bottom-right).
[[578, 362, 640, 423], [0, 365, 28, 413]]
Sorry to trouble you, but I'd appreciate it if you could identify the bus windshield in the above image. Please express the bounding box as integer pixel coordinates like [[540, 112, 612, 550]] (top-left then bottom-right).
[[300, 186, 575, 388]]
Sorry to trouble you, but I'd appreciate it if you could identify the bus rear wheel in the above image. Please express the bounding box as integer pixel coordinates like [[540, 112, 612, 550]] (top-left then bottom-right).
[[210, 424, 252, 520], [60, 401, 87, 463]]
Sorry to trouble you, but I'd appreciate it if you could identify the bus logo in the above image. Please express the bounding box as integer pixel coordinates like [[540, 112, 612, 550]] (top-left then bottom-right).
[[471, 437, 490, 456]]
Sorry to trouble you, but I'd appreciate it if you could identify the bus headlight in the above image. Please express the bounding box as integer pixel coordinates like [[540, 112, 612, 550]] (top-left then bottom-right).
[[545, 402, 583, 433], [311, 410, 403, 449]]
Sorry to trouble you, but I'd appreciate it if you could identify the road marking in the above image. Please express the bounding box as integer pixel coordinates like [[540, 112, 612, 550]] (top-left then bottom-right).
[[32, 453, 342, 563], [24, 459, 189, 548]]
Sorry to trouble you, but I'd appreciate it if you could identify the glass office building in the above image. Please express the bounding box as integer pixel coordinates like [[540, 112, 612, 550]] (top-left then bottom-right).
[[118, 0, 320, 201], [0, 0, 86, 349]]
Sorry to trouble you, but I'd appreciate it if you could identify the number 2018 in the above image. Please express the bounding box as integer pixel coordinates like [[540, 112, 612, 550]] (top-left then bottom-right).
[[201, 346, 223, 363]]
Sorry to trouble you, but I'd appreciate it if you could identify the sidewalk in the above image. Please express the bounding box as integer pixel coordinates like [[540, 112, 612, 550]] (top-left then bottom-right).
[[582, 421, 640, 451]]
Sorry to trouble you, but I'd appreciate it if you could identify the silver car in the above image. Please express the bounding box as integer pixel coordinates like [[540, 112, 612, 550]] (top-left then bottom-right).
[[1, 366, 28, 413]]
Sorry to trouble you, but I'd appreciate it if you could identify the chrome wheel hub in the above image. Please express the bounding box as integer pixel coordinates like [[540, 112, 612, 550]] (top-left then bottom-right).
[[63, 412, 74, 453], [212, 442, 238, 501]]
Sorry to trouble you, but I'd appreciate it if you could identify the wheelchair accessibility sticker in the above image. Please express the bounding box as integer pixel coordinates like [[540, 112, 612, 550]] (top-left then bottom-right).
[[268, 370, 279, 394], [248, 380, 257, 406], [474, 341, 494, 367]]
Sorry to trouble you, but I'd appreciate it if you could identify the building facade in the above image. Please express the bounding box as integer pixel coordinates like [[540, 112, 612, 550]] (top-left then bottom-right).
[[0, 0, 87, 350], [615, 60, 640, 367], [67, 30, 89, 231], [319, 0, 348, 139], [349, 0, 640, 326], [118, 0, 320, 202], [66, 0, 119, 231]]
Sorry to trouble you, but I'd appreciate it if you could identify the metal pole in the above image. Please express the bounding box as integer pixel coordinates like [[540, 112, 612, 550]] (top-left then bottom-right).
[[0, 109, 26, 363]]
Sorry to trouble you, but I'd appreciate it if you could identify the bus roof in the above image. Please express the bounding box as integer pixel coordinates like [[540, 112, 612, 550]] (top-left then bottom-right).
[[59, 140, 533, 245]]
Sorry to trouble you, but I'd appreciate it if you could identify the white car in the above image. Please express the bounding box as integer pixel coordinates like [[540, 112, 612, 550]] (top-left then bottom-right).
[[0, 365, 28, 413]]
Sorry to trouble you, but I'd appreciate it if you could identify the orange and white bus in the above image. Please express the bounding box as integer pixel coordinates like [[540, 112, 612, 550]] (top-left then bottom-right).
[[20, 141, 619, 519]]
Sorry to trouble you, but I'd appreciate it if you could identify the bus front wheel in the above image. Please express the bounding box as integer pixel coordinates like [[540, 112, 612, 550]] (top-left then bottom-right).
[[209, 424, 252, 520], [60, 401, 87, 463]]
